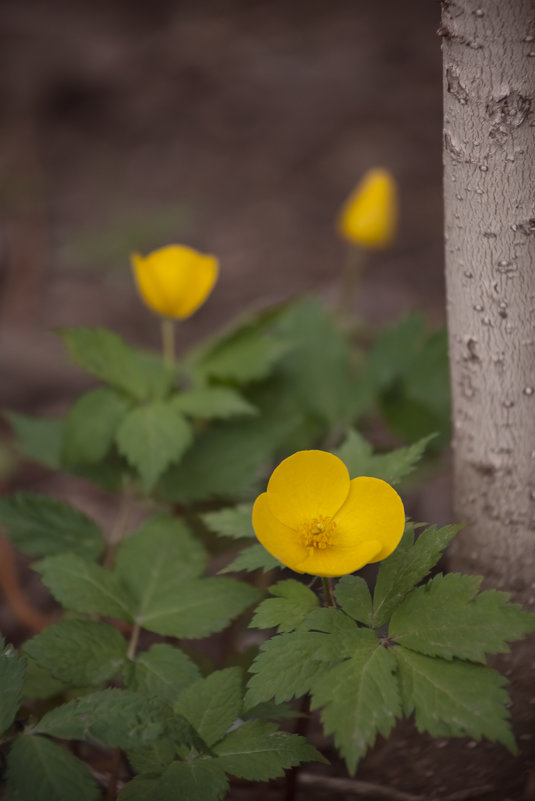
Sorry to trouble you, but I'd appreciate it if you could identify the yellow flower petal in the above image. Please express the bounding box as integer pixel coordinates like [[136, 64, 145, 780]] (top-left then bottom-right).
[[266, 450, 350, 530], [333, 476, 405, 561], [131, 245, 218, 319], [252, 493, 308, 571], [295, 538, 383, 578], [337, 168, 397, 249]]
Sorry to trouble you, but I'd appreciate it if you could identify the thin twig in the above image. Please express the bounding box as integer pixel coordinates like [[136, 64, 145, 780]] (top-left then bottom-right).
[[105, 748, 123, 801], [298, 773, 494, 801]]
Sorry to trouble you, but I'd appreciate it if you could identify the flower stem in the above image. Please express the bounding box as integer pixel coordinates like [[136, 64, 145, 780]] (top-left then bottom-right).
[[321, 577, 336, 607], [161, 317, 176, 371], [126, 621, 141, 661], [337, 246, 366, 320]]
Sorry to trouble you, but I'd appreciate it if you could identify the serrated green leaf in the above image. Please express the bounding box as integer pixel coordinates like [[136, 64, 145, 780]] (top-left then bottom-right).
[[311, 638, 400, 774], [22, 658, 66, 700], [35, 688, 196, 750], [23, 620, 126, 688], [174, 668, 243, 748], [6, 412, 64, 470], [201, 503, 255, 540], [116, 402, 193, 489], [59, 327, 148, 400], [116, 514, 206, 606], [136, 577, 261, 639], [372, 523, 460, 628], [159, 414, 294, 504], [157, 760, 229, 801], [0, 493, 104, 560], [303, 608, 369, 657], [246, 632, 331, 707], [213, 719, 324, 780], [335, 429, 435, 485], [0, 637, 25, 735], [62, 387, 130, 466], [172, 387, 256, 420], [5, 735, 100, 801], [243, 702, 300, 721], [334, 575, 373, 626], [123, 643, 201, 705], [389, 573, 535, 662], [35, 553, 134, 621], [219, 543, 281, 574], [126, 738, 178, 775], [250, 579, 319, 633], [394, 647, 516, 751], [365, 313, 426, 390]]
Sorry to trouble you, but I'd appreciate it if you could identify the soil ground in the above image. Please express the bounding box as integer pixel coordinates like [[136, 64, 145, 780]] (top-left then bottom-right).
[[0, 1, 533, 799]]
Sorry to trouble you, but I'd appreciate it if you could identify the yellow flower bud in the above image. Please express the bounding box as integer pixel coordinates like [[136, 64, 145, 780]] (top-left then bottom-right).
[[337, 168, 398, 249], [131, 244, 219, 319]]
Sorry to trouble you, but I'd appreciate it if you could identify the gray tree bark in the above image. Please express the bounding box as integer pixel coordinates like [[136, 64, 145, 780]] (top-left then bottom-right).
[[442, 0, 535, 600]]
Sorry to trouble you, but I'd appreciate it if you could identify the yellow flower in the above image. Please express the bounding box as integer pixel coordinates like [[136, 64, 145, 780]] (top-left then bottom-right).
[[131, 245, 219, 319], [337, 168, 397, 249], [253, 450, 404, 577]]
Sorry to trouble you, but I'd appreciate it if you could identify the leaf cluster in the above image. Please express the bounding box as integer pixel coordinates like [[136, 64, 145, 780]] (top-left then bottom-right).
[[247, 525, 535, 773]]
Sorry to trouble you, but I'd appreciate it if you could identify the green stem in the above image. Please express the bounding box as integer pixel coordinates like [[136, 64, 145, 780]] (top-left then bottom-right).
[[103, 488, 131, 570], [161, 317, 176, 371], [126, 621, 141, 661], [321, 577, 336, 607], [337, 246, 366, 320]]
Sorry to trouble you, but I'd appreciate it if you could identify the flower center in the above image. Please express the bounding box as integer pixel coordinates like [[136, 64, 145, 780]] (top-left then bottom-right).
[[300, 516, 336, 550]]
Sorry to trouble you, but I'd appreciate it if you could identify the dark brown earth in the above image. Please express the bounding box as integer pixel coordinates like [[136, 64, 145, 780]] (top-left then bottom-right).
[[1, 1, 534, 799]]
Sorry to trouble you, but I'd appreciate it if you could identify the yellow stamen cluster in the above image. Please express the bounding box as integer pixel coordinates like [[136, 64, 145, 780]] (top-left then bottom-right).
[[300, 516, 336, 550]]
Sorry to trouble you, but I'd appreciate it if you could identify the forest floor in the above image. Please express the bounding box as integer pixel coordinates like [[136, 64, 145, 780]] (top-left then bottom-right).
[[0, 1, 534, 799]]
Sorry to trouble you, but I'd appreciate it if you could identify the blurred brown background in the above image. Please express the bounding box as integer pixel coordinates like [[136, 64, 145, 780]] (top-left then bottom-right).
[[0, 0, 444, 412]]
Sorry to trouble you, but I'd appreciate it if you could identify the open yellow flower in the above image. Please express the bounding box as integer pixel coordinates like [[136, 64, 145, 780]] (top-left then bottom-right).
[[131, 245, 219, 319], [337, 168, 397, 249], [253, 450, 404, 577]]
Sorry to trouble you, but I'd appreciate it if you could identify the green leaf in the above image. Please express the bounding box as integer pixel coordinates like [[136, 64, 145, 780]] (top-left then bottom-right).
[[172, 387, 256, 420], [59, 327, 148, 400], [5, 735, 100, 801], [274, 298, 354, 426], [389, 573, 535, 662], [116, 514, 206, 601], [213, 719, 325, 780], [196, 327, 288, 384], [123, 643, 201, 705], [117, 776, 160, 800], [365, 312, 427, 390], [116, 402, 193, 489], [174, 667, 243, 748], [201, 503, 255, 540], [336, 429, 436, 485], [0, 637, 25, 735], [35, 553, 134, 621], [394, 647, 516, 751], [372, 523, 461, 628], [22, 658, 66, 700], [219, 543, 281, 574], [157, 761, 229, 801], [159, 414, 294, 504], [0, 493, 104, 560], [6, 412, 64, 469], [246, 632, 332, 707], [24, 620, 126, 688], [35, 689, 195, 750], [62, 387, 130, 466], [334, 575, 373, 626], [137, 577, 260, 639], [250, 579, 319, 633], [311, 637, 400, 774]]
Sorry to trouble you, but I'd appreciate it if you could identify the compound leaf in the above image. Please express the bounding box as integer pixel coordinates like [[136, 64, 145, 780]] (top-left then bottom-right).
[[174, 668, 243, 748], [201, 504, 255, 540], [250, 579, 319, 633], [62, 387, 130, 466], [172, 387, 256, 420], [219, 543, 281, 574], [123, 643, 201, 705]]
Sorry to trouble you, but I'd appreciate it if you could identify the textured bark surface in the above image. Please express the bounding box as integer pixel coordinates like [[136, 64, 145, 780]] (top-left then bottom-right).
[[442, 0, 535, 598]]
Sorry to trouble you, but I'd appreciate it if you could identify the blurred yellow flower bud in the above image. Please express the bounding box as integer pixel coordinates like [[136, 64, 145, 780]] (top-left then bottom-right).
[[337, 168, 398, 249], [131, 245, 219, 319]]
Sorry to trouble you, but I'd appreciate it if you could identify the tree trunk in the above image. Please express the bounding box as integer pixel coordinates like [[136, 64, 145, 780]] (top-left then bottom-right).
[[442, 0, 535, 600]]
